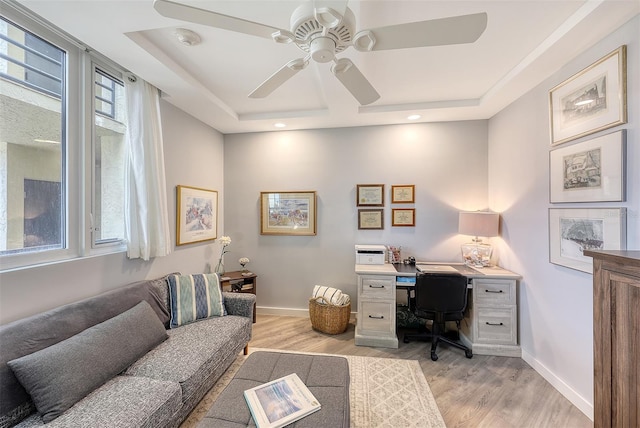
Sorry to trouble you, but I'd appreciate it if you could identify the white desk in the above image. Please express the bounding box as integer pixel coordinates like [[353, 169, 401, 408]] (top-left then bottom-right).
[[354, 262, 521, 357]]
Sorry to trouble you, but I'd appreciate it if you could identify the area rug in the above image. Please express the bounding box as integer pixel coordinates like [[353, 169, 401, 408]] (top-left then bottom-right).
[[181, 348, 446, 428]]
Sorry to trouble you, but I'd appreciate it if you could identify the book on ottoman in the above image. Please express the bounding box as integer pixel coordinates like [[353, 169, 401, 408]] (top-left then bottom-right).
[[244, 373, 321, 428]]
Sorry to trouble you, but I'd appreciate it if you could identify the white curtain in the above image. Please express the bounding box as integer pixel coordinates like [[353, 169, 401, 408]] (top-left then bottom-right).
[[124, 74, 171, 260]]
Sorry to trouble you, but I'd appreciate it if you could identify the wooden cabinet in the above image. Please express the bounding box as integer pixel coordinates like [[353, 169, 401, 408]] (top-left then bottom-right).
[[585, 250, 640, 428], [220, 271, 257, 323], [355, 274, 398, 348]]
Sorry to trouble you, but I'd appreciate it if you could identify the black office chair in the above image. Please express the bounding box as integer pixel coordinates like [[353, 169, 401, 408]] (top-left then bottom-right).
[[403, 272, 473, 361]]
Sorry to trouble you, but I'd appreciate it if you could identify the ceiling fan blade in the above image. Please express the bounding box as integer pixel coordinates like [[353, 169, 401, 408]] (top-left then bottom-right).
[[153, 0, 281, 39], [249, 58, 309, 98], [331, 58, 380, 105], [353, 12, 488, 52]]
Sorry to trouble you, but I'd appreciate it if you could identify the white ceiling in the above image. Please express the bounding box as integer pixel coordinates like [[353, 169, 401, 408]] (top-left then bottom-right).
[[17, 0, 639, 134]]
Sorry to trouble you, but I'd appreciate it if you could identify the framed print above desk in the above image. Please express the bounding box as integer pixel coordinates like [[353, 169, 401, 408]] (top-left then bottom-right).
[[358, 209, 383, 229], [392, 208, 415, 227], [391, 185, 415, 203], [357, 184, 384, 207]]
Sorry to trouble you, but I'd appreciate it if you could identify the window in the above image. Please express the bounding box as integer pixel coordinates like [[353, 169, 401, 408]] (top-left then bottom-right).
[[0, 5, 128, 270], [0, 15, 66, 256], [92, 66, 126, 246]]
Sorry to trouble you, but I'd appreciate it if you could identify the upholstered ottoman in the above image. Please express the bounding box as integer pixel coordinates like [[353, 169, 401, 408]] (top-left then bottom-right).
[[198, 351, 350, 427]]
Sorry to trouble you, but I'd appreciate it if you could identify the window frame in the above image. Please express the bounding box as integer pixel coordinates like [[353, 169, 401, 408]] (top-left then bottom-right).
[[87, 59, 127, 251], [0, 4, 128, 271]]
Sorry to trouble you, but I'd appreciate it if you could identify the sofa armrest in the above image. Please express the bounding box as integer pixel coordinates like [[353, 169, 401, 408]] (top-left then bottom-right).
[[223, 292, 255, 319]]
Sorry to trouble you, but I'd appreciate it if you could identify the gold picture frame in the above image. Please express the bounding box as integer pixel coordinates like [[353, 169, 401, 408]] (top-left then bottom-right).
[[391, 185, 415, 203], [176, 185, 218, 245], [392, 208, 415, 227], [356, 184, 384, 206], [260, 191, 317, 236], [549, 45, 627, 146], [358, 209, 384, 230]]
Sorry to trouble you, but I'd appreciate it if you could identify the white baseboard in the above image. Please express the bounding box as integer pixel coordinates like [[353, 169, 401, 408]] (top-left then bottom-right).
[[521, 349, 593, 421], [256, 306, 356, 321], [256, 306, 309, 318]]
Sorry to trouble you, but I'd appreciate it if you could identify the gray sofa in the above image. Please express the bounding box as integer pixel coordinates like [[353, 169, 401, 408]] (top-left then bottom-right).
[[0, 273, 255, 428]]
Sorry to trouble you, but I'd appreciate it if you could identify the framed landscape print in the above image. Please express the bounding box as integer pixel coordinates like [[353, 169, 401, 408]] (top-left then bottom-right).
[[260, 191, 317, 235], [391, 185, 415, 203], [549, 208, 626, 273], [392, 208, 415, 227], [549, 130, 625, 203], [356, 184, 384, 207], [549, 45, 626, 145], [358, 209, 384, 230], [176, 185, 218, 245]]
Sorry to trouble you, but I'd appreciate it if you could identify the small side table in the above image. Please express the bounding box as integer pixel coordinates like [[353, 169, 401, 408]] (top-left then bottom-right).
[[219, 271, 257, 323]]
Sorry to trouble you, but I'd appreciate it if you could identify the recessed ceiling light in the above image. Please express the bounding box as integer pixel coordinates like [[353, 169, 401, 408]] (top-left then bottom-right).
[[274, 123, 286, 128], [407, 114, 421, 121]]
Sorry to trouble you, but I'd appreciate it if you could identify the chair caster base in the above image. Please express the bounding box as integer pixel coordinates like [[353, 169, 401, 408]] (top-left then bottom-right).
[[430, 352, 438, 361], [465, 349, 473, 359]]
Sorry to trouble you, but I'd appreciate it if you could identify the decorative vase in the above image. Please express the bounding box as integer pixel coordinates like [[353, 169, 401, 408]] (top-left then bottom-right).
[[214, 259, 224, 274]]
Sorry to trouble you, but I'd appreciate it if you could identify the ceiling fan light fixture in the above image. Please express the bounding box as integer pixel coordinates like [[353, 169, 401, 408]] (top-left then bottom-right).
[[352, 30, 376, 52], [314, 7, 342, 29], [174, 28, 201, 46], [272, 30, 295, 44]]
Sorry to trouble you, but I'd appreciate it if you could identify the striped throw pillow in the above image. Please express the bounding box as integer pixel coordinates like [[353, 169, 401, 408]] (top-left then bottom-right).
[[167, 273, 225, 328]]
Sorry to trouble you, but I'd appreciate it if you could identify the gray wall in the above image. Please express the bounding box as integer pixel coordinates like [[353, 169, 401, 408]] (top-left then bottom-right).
[[223, 121, 488, 313], [487, 15, 639, 418], [0, 100, 225, 323]]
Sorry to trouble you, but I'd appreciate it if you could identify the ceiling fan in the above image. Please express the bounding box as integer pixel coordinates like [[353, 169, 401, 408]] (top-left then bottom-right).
[[153, 0, 487, 105]]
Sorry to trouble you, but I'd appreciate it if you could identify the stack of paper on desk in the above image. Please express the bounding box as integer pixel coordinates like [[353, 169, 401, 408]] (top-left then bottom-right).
[[416, 264, 459, 273]]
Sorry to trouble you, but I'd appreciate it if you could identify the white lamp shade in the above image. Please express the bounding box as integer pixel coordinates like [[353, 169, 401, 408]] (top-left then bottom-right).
[[459, 211, 499, 237]]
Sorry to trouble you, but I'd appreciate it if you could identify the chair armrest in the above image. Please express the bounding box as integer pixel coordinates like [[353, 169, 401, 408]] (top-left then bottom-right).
[[223, 292, 255, 319]]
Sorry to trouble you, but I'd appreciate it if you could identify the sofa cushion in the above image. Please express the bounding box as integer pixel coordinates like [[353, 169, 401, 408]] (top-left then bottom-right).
[[0, 273, 176, 427], [167, 273, 225, 328], [125, 315, 251, 402], [14, 376, 181, 428], [7, 301, 168, 423]]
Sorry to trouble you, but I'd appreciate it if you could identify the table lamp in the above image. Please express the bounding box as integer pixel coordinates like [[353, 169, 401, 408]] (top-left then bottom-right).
[[459, 211, 500, 267]]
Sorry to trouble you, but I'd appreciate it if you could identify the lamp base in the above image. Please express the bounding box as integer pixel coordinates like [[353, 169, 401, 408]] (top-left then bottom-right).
[[461, 242, 492, 267]]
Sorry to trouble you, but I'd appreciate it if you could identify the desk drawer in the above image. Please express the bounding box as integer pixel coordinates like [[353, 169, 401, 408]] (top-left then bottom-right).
[[359, 276, 394, 299], [359, 301, 394, 334], [474, 279, 516, 305], [475, 307, 517, 344]]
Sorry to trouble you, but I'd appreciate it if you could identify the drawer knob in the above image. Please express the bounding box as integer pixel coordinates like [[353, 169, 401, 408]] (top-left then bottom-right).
[[369, 284, 385, 288], [485, 321, 504, 326], [485, 289, 503, 293], [368, 315, 385, 319]]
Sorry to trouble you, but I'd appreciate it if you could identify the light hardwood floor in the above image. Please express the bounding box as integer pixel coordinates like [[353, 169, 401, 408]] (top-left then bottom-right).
[[249, 314, 593, 428]]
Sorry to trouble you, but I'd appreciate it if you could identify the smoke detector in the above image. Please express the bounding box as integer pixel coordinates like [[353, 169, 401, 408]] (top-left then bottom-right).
[[174, 28, 201, 46]]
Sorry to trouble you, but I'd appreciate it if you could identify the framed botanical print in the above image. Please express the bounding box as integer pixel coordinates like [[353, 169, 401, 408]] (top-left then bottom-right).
[[358, 209, 384, 230], [356, 184, 384, 207], [549, 208, 626, 273], [549, 130, 625, 203], [260, 191, 317, 235], [176, 185, 218, 245], [549, 45, 627, 145], [391, 185, 415, 203]]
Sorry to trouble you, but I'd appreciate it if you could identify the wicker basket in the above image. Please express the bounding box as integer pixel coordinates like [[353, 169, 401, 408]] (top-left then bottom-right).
[[309, 296, 351, 335]]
